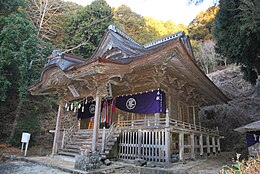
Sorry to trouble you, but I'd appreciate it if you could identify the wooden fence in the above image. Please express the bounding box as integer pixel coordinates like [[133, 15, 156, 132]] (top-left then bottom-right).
[[118, 129, 167, 162]]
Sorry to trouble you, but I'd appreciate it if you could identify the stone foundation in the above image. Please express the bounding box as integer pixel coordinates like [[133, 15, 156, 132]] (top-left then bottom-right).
[[74, 153, 101, 171]]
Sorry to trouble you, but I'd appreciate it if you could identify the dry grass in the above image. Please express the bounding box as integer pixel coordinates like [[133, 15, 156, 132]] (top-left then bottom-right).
[[220, 154, 260, 174]]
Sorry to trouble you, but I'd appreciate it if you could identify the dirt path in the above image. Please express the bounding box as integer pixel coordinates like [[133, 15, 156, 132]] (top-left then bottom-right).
[[0, 161, 69, 174]]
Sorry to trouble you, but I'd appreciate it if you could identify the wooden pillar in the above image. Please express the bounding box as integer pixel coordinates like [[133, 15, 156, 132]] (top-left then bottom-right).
[[165, 128, 171, 164], [192, 107, 196, 128], [212, 136, 216, 155], [51, 102, 64, 156], [199, 134, 204, 156], [179, 131, 184, 161], [92, 95, 102, 152], [217, 137, 221, 153], [206, 134, 210, 156], [168, 88, 172, 118], [190, 133, 195, 159]]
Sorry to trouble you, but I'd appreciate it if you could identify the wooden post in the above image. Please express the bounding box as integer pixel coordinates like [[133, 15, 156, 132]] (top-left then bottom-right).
[[92, 95, 102, 152], [155, 113, 160, 126], [190, 133, 195, 159], [199, 134, 204, 156], [138, 129, 142, 158], [217, 137, 221, 153], [179, 131, 184, 161], [166, 114, 170, 127], [51, 102, 64, 156], [212, 136, 216, 155], [165, 128, 171, 164], [206, 134, 210, 156], [131, 113, 134, 127]]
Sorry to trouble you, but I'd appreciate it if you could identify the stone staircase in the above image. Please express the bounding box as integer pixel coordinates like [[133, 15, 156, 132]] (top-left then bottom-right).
[[58, 128, 121, 158]]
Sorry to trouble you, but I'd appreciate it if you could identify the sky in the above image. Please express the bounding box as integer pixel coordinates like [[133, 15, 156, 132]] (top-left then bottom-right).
[[64, 0, 215, 25]]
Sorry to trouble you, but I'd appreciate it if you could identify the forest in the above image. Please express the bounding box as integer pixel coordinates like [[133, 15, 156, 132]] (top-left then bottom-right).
[[0, 0, 259, 165]]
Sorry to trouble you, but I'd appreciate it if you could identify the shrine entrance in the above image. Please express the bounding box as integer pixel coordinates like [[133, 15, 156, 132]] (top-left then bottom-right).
[[80, 118, 94, 129]]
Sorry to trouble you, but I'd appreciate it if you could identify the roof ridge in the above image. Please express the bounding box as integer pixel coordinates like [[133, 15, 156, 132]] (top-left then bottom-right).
[[108, 25, 143, 47], [144, 31, 185, 48]]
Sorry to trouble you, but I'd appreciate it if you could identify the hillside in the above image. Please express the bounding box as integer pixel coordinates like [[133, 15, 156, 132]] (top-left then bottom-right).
[[200, 65, 260, 154]]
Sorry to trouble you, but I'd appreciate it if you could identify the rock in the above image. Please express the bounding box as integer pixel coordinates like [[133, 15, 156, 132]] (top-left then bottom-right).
[[74, 154, 100, 171], [2, 153, 17, 160], [146, 162, 155, 167], [134, 158, 146, 166], [104, 159, 111, 166]]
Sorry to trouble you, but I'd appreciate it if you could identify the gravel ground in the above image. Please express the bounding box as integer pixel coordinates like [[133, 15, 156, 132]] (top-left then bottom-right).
[[0, 161, 69, 174]]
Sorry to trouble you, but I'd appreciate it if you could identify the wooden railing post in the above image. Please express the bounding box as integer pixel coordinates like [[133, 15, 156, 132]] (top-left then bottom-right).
[[101, 127, 106, 153], [166, 115, 170, 127], [61, 131, 65, 149]]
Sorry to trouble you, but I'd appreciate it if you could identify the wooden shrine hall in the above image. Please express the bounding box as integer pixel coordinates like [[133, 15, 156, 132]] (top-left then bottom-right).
[[28, 25, 229, 164]]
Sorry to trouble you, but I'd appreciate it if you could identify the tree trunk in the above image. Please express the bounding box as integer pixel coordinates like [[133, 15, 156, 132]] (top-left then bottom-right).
[[9, 99, 23, 141]]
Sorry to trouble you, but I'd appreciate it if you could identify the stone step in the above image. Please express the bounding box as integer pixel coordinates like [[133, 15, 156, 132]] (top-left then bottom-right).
[[58, 151, 79, 157], [65, 145, 81, 150], [60, 148, 81, 154]]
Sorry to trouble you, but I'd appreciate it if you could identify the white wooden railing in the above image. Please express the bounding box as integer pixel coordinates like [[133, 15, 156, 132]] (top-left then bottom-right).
[[117, 117, 218, 135]]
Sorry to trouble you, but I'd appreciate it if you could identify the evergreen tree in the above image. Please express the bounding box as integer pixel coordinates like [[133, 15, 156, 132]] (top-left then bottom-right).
[[114, 5, 155, 44], [64, 0, 113, 58], [188, 6, 219, 41], [0, 0, 43, 101], [213, 0, 260, 84], [0, 0, 52, 142]]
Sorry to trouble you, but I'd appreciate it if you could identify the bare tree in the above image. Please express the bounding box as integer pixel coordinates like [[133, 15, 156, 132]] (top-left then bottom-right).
[[26, 0, 65, 42], [195, 40, 227, 74]]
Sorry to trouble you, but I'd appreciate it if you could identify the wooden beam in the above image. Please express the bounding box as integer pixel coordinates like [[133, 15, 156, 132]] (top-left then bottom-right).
[[92, 95, 102, 152], [51, 101, 64, 156]]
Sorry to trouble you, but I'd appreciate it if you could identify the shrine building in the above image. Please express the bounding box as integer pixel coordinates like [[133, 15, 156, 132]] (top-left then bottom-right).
[[28, 25, 229, 164]]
